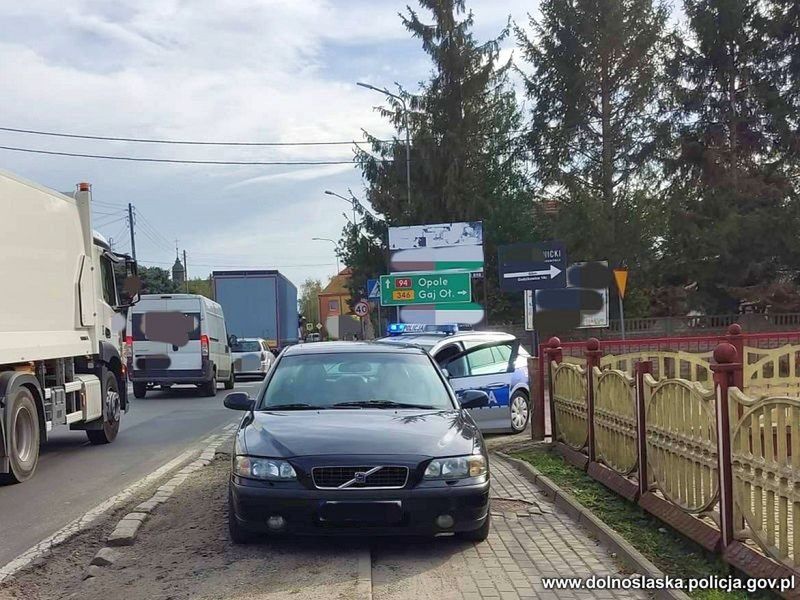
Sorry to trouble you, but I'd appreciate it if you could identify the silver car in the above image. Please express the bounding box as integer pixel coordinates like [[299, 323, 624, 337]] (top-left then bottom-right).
[[231, 338, 274, 379]]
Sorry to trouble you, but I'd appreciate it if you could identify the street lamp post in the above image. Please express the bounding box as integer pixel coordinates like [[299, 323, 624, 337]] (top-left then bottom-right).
[[357, 81, 412, 210], [311, 237, 340, 274], [324, 190, 358, 227]]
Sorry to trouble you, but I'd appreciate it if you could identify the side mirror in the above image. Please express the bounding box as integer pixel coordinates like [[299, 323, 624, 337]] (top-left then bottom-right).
[[227, 334, 238, 347], [457, 389, 490, 409], [271, 348, 280, 357], [441, 368, 451, 379], [224, 392, 255, 411]]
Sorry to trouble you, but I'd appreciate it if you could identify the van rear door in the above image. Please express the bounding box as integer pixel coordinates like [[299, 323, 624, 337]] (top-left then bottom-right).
[[162, 297, 203, 371], [130, 299, 170, 372]]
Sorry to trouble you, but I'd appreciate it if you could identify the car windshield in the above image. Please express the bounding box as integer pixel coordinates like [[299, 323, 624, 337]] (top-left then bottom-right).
[[232, 341, 260, 352], [259, 352, 454, 410]]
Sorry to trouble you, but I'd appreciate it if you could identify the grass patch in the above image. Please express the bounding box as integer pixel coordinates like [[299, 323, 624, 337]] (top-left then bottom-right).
[[512, 446, 774, 600]]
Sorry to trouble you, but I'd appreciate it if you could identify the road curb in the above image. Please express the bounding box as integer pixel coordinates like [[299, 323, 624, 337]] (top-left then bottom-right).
[[356, 546, 373, 600], [84, 426, 237, 576], [495, 451, 692, 600]]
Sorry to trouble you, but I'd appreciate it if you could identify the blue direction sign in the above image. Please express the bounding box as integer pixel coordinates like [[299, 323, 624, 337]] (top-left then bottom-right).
[[367, 278, 380, 299], [498, 241, 567, 291]]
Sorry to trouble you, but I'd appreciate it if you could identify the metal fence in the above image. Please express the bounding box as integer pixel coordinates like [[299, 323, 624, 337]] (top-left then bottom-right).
[[538, 326, 800, 595]]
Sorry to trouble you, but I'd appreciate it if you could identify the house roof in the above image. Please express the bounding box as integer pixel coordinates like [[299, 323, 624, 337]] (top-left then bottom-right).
[[320, 268, 352, 296]]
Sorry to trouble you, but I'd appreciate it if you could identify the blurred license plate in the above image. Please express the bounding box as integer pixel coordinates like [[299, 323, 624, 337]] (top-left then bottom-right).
[[319, 501, 402, 524]]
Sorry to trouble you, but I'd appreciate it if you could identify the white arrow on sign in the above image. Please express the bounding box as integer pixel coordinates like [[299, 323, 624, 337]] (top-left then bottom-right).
[[503, 265, 562, 279], [457, 290, 468, 296]]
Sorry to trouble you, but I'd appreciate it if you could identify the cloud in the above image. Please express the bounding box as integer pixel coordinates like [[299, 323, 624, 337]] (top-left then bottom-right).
[[226, 163, 356, 189]]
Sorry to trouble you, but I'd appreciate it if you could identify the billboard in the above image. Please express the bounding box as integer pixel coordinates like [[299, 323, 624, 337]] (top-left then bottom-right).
[[388, 221, 483, 250]]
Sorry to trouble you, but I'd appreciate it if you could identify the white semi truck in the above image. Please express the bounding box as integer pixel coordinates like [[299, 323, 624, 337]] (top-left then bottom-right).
[[0, 170, 138, 483]]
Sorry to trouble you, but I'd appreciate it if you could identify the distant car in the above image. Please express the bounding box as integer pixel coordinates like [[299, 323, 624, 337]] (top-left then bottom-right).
[[231, 338, 275, 379], [305, 333, 322, 343], [126, 294, 234, 398], [376, 325, 531, 434], [224, 341, 491, 543]]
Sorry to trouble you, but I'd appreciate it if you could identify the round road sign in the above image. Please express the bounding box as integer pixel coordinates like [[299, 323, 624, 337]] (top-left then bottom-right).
[[354, 300, 370, 318]]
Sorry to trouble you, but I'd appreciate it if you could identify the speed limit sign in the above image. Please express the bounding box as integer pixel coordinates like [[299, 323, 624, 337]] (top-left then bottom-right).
[[354, 300, 370, 317]]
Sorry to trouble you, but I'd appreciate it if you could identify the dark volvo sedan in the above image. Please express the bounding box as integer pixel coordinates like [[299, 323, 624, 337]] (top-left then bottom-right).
[[224, 341, 491, 543]]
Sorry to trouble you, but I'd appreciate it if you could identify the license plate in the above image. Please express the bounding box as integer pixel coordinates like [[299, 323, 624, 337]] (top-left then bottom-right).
[[319, 501, 402, 524]]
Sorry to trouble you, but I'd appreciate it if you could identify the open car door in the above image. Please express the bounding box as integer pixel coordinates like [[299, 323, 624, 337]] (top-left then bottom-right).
[[439, 338, 520, 432]]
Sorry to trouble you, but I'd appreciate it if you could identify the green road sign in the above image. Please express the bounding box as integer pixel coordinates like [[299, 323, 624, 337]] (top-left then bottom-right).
[[379, 273, 472, 306]]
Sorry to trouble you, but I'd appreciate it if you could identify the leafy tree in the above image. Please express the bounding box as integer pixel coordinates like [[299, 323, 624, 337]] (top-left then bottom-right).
[[299, 278, 323, 324], [137, 266, 180, 295], [186, 277, 212, 299], [660, 0, 800, 312], [517, 0, 670, 283], [349, 0, 531, 321]]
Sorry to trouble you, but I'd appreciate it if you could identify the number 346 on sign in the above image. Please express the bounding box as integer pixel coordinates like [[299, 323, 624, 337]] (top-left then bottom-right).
[[392, 290, 415, 301]]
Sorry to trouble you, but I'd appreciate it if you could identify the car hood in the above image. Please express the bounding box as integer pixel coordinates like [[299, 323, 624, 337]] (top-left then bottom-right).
[[238, 409, 481, 459]]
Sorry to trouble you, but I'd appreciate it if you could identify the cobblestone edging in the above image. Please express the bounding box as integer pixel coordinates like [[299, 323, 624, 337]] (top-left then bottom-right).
[[84, 424, 238, 578], [496, 452, 692, 600]]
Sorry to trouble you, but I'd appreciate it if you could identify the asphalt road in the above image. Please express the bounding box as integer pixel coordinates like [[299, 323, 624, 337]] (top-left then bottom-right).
[[0, 378, 262, 568]]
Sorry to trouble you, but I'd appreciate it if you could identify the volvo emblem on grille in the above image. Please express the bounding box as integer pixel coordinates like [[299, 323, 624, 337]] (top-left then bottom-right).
[[339, 466, 383, 488]]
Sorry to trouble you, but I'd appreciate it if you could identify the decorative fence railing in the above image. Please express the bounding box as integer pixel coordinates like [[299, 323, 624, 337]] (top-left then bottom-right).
[[534, 326, 800, 596]]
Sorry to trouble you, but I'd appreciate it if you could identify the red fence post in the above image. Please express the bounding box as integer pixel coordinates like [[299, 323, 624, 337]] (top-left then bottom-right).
[[725, 323, 744, 391], [585, 338, 602, 462], [635, 360, 653, 497], [531, 350, 546, 441], [544, 337, 563, 443], [711, 342, 741, 550]]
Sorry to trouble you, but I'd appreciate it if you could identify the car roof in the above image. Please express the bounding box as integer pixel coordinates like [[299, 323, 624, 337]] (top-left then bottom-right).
[[282, 341, 427, 356]]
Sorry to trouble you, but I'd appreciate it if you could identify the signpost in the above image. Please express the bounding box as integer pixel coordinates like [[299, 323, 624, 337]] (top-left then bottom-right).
[[354, 300, 370, 317], [497, 241, 567, 292], [613, 267, 628, 340], [379, 273, 471, 307]]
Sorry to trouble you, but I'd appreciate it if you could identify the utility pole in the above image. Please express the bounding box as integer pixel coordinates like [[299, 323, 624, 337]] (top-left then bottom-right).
[[127, 203, 137, 260], [183, 250, 189, 292]]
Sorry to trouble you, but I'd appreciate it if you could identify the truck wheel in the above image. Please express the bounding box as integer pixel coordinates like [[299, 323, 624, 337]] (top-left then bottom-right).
[[87, 370, 121, 445], [201, 374, 217, 397], [133, 382, 147, 399], [224, 366, 235, 390], [0, 387, 40, 484]]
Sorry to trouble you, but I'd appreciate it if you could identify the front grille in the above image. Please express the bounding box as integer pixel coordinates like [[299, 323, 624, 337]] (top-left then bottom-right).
[[312, 466, 409, 489]]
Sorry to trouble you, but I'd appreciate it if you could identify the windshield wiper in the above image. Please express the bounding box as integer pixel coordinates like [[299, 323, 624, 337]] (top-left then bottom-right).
[[262, 403, 323, 411], [333, 400, 437, 410]]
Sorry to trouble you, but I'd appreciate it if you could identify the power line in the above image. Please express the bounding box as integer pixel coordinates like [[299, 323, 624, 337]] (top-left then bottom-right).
[[0, 144, 369, 165], [137, 258, 336, 269], [0, 125, 392, 147]]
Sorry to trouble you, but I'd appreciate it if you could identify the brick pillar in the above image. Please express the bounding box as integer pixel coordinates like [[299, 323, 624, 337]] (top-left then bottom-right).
[[544, 337, 563, 443], [585, 338, 602, 462], [711, 342, 742, 550], [635, 360, 653, 497]]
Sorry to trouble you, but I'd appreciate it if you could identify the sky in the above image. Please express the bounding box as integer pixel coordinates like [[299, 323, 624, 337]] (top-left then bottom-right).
[[1, 0, 534, 289]]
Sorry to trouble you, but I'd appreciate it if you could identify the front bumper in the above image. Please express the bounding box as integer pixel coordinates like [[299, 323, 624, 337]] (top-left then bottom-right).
[[229, 475, 490, 536]]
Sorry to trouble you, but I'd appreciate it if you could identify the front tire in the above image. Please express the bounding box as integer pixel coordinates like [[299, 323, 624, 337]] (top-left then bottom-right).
[[133, 382, 147, 399], [510, 391, 530, 434], [228, 487, 256, 544], [87, 370, 121, 445], [0, 387, 40, 484], [458, 513, 490, 543]]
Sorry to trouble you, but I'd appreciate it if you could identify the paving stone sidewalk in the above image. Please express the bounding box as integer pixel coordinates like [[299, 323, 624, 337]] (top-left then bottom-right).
[[428, 455, 648, 600]]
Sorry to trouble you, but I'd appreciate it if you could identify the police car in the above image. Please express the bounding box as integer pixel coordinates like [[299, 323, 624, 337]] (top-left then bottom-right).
[[376, 324, 531, 433]]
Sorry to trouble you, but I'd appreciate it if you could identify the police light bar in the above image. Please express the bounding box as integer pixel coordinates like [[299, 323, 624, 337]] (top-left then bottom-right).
[[386, 323, 460, 336]]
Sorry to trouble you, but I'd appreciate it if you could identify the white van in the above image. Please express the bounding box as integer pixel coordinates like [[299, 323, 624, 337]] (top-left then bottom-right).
[[125, 294, 234, 398]]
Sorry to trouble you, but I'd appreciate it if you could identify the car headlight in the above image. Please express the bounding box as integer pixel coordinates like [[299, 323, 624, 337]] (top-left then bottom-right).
[[423, 455, 487, 480], [234, 456, 297, 481]]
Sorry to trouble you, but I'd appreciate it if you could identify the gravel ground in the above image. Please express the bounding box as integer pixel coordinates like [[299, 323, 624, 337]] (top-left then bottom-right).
[[0, 453, 364, 600]]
